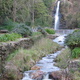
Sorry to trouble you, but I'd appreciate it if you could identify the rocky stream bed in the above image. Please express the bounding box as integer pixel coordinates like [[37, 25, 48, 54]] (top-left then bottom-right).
[[22, 34, 71, 80]]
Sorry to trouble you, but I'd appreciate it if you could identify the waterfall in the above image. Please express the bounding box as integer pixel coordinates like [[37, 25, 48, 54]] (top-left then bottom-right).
[[54, 1, 60, 30]]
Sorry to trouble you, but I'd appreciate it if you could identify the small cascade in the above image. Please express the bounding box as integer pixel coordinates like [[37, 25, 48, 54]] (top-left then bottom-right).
[[54, 1, 60, 30], [43, 73, 49, 80]]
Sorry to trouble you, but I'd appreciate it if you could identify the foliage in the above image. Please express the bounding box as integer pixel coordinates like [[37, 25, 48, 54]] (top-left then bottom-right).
[[65, 31, 80, 49], [34, 1, 52, 27], [0, 33, 22, 42], [45, 28, 55, 34], [43, 0, 55, 9], [73, 29, 80, 33], [55, 48, 71, 69], [37, 27, 47, 36], [12, 23, 32, 37], [1, 18, 19, 31], [61, 0, 80, 29], [32, 32, 41, 37], [72, 47, 80, 58], [0, 0, 54, 28]]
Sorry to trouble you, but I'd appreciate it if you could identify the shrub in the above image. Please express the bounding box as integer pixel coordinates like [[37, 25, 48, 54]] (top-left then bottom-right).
[[45, 28, 55, 34], [65, 31, 80, 49], [72, 47, 80, 58], [12, 23, 32, 37], [0, 33, 22, 42], [32, 32, 41, 37], [37, 27, 47, 36], [73, 29, 80, 33], [55, 48, 71, 68], [2, 18, 19, 31]]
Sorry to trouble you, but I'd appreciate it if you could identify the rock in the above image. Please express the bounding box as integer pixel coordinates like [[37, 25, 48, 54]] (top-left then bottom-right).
[[47, 34, 57, 39], [30, 70, 44, 79], [0, 30, 8, 33], [31, 65, 42, 70], [49, 71, 62, 80], [59, 40, 62, 42], [68, 60, 80, 71], [49, 70, 73, 80]]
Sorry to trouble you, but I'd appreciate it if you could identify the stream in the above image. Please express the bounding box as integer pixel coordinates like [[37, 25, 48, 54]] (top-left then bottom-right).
[[22, 34, 66, 80]]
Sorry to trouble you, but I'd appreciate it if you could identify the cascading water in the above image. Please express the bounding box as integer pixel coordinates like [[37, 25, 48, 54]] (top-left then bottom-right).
[[54, 1, 60, 30]]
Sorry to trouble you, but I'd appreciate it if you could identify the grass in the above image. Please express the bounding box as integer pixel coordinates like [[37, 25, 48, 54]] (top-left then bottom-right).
[[0, 33, 22, 42], [45, 28, 55, 34], [73, 71, 80, 80], [55, 47, 71, 69], [32, 32, 41, 37], [5, 37, 62, 79]]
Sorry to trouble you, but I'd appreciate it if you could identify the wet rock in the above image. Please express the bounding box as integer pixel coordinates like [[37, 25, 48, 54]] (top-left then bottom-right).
[[30, 70, 45, 79], [31, 65, 42, 70], [49, 71, 62, 80], [49, 71, 73, 80], [59, 40, 62, 42]]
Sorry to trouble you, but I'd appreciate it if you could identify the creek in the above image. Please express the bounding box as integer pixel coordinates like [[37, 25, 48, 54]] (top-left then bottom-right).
[[22, 34, 66, 80]]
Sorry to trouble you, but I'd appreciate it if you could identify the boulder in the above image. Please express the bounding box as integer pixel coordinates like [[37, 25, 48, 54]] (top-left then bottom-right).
[[30, 70, 44, 79], [49, 70, 73, 80], [31, 65, 42, 70]]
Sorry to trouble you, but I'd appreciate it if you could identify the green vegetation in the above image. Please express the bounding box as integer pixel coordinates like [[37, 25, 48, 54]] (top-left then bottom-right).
[[74, 71, 80, 80], [65, 31, 80, 49], [0, 33, 22, 42], [61, 0, 80, 29], [72, 47, 80, 58], [45, 28, 55, 34], [55, 48, 71, 69], [5, 38, 61, 79], [73, 29, 80, 33], [37, 27, 47, 36], [0, 0, 55, 29], [65, 30, 80, 59], [32, 32, 41, 37], [12, 23, 32, 37]]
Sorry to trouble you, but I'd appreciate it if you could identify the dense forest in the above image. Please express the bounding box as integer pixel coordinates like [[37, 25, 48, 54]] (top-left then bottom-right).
[[0, 0, 55, 30], [0, 0, 80, 30]]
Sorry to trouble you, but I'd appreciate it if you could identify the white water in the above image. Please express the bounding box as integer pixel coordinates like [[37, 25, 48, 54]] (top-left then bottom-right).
[[54, 1, 60, 30]]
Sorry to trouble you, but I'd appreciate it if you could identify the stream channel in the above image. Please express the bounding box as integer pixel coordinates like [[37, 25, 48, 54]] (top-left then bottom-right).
[[22, 34, 67, 80]]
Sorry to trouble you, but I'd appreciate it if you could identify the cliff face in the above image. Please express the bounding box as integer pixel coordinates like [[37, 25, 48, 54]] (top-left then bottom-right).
[[60, 0, 80, 29]]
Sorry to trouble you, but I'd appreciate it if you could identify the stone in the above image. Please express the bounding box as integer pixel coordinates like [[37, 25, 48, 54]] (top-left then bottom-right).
[[30, 70, 44, 79], [49, 70, 73, 80], [49, 71, 62, 80], [31, 65, 42, 70], [59, 40, 62, 42], [0, 30, 8, 33]]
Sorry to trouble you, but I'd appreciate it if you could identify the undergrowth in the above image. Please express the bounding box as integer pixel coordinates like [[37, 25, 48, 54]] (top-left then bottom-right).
[[0, 33, 22, 42], [72, 47, 80, 58], [5, 38, 61, 80], [55, 48, 71, 69], [45, 28, 55, 34]]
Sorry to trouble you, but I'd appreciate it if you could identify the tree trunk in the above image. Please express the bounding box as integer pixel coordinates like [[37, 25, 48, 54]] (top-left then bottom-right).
[[13, 0, 17, 22], [31, 0, 34, 26]]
